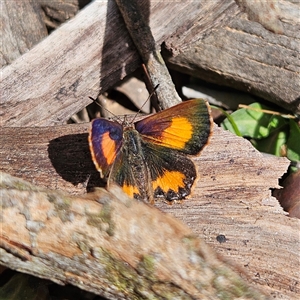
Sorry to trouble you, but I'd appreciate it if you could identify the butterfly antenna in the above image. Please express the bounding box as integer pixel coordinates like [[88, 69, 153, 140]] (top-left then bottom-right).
[[89, 96, 123, 122], [132, 84, 159, 123]]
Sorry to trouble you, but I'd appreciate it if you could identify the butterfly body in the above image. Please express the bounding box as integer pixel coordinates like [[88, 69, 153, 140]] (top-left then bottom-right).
[[89, 99, 212, 203], [112, 128, 153, 201]]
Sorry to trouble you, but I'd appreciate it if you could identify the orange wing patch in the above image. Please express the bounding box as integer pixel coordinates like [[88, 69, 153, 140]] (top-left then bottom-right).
[[142, 117, 194, 150], [160, 117, 193, 149], [153, 171, 186, 192], [122, 184, 139, 198], [101, 132, 117, 165]]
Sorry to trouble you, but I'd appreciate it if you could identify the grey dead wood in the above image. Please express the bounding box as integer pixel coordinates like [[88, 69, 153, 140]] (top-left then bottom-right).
[[165, 0, 300, 114], [36, 0, 80, 30], [1, 172, 268, 299], [1, 124, 299, 298], [0, 0, 299, 127], [0, 0, 80, 68], [0, 0, 48, 67]]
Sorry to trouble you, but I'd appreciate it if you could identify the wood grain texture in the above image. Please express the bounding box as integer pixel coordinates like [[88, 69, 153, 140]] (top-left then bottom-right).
[[115, 0, 182, 109], [1, 124, 299, 298], [1, 0, 298, 127], [165, 0, 300, 113], [0, 124, 287, 197], [0, 0, 48, 67], [0, 0, 138, 127]]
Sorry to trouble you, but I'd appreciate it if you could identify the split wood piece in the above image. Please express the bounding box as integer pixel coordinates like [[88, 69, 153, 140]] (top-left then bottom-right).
[[37, 0, 80, 31], [1, 1, 298, 127], [115, 0, 181, 109], [164, 0, 300, 113], [1, 124, 299, 298], [0, 0, 48, 67], [0, 172, 267, 299]]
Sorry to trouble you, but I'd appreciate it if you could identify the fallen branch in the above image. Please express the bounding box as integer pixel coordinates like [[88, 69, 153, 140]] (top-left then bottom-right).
[[115, 0, 181, 109], [1, 172, 267, 299]]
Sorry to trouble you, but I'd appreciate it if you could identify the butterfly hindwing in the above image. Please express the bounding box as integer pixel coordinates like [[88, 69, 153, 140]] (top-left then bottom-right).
[[108, 148, 141, 199], [142, 141, 197, 200], [108, 129, 153, 201]]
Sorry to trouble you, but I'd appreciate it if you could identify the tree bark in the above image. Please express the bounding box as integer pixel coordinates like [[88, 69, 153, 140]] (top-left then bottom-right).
[[1, 172, 268, 299], [165, 0, 300, 113]]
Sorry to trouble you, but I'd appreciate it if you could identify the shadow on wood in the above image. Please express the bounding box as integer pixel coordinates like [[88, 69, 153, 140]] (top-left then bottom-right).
[[48, 132, 104, 191]]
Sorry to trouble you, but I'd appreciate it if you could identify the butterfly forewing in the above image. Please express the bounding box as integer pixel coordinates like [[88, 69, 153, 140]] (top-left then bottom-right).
[[89, 118, 123, 178], [135, 99, 212, 155]]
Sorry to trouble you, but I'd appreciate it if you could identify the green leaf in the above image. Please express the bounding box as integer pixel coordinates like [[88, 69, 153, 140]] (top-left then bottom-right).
[[211, 105, 242, 136], [252, 129, 287, 156], [286, 119, 300, 162], [221, 102, 287, 139]]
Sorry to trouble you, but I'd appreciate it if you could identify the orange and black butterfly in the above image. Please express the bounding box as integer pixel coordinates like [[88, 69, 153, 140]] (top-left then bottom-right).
[[89, 99, 212, 203]]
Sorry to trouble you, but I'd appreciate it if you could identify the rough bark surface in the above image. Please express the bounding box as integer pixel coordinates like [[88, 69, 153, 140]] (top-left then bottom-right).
[[166, 0, 300, 113], [1, 172, 269, 299], [0, 0, 48, 67]]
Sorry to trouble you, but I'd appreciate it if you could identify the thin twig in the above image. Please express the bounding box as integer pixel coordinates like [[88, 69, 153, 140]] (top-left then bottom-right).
[[115, 0, 181, 109]]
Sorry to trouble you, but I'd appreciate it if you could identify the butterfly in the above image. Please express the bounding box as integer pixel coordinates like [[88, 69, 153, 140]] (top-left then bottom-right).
[[89, 99, 212, 203]]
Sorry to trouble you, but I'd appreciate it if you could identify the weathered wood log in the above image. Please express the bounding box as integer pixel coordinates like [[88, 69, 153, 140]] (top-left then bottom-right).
[[1, 172, 268, 299], [1, 0, 299, 127], [0, 0, 48, 67], [165, 0, 300, 113], [0, 124, 287, 198], [1, 123, 299, 298]]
